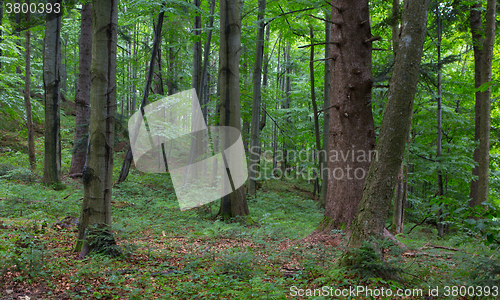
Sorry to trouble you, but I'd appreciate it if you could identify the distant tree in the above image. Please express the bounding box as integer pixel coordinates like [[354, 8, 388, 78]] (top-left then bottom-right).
[[248, 0, 267, 196], [218, 0, 250, 219], [24, 1, 35, 171], [69, 3, 92, 176], [75, 0, 119, 257], [343, 0, 429, 261], [43, 0, 63, 184]]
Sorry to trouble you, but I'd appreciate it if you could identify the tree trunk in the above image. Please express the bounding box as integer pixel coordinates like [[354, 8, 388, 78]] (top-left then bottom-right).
[[248, 0, 267, 196], [309, 26, 322, 198], [75, 0, 119, 257], [320, 11, 331, 207], [116, 11, 165, 185], [344, 0, 429, 257], [436, 6, 445, 237], [469, 3, 483, 207], [24, 4, 35, 171], [69, 3, 92, 175], [199, 0, 216, 121], [323, 0, 376, 230], [219, 0, 250, 220], [43, 0, 63, 185], [478, 0, 496, 206], [391, 0, 399, 57]]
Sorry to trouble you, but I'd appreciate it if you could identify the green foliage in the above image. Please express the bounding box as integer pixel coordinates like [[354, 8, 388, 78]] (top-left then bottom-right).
[[85, 224, 123, 258]]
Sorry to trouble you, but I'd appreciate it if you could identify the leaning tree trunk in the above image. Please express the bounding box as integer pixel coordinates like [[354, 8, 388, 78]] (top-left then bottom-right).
[[469, 3, 483, 207], [323, 0, 376, 230], [478, 0, 496, 206], [75, 0, 119, 257], [248, 0, 267, 196], [0, 0, 3, 69], [343, 0, 429, 259], [219, 0, 250, 220], [69, 3, 92, 176], [24, 4, 36, 171], [116, 11, 165, 184], [42, 0, 62, 185]]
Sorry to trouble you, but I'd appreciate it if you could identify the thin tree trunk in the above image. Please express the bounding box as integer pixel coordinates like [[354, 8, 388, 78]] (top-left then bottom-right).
[[75, 0, 119, 257], [199, 0, 215, 121], [24, 3, 35, 171], [469, 3, 483, 207], [320, 10, 331, 207], [343, 0, 429, 258], [478, 0, 496, 206], [116, 10, 165, 185], [43, 0, 62, 185], [324, 0, 376, 229], [309, 26, 321, 199], [69, 3, 92, 175], [248, 0, 267, 196], [436, 6, 445, 237], [219, 0, 250, 220]]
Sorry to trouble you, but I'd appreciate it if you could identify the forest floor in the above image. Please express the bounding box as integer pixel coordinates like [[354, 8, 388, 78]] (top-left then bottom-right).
[[0, 113, 498, 299]]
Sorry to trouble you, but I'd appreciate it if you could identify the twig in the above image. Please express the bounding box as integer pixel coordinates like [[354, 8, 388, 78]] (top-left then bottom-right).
[[406, 216, 429, 234], [299, 42, 339, 49], [308, 14, 341, 25]]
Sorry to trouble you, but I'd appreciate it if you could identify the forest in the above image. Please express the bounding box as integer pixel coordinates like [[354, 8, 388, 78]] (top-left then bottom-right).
[[0, 0, 499, 298]]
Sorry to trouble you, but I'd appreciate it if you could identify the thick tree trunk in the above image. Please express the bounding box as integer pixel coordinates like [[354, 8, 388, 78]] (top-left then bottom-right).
[[69, 3, 92, 175], [323, 0, 376, 229], [219, 0, 250, 220], [478, 0, 496, 206], [469, 3, 483, 207], [75, 0, 119, 257], [248, 0, 267, 196], [320, 11, 331, 207], [24, 5, 36, 171], [344, 0, 429, 256], [43, 0, 62, 185]]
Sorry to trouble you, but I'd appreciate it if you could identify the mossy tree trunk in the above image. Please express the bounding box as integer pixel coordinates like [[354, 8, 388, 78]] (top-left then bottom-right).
[[75, 0, 119, 257], [342, 0, 429, 261]]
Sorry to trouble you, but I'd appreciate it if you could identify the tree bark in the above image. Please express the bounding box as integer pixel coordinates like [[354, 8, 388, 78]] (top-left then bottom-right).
[[42, 0, 62, 185], [75, 0, 119, 256], [344, 0, 429, 256], [469, 3, 483, 207], [478, 0, 496, 206], [24, 3, 35, 171], [248, 0, 267, 196], [323, 0, 376, 229], [219, 0, 250, 220], [391, 0, 400, 57], [69, 3, 92, 175]]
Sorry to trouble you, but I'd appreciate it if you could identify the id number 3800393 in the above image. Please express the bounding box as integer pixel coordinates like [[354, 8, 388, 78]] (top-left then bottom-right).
[[5, 2, 61, 14]]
